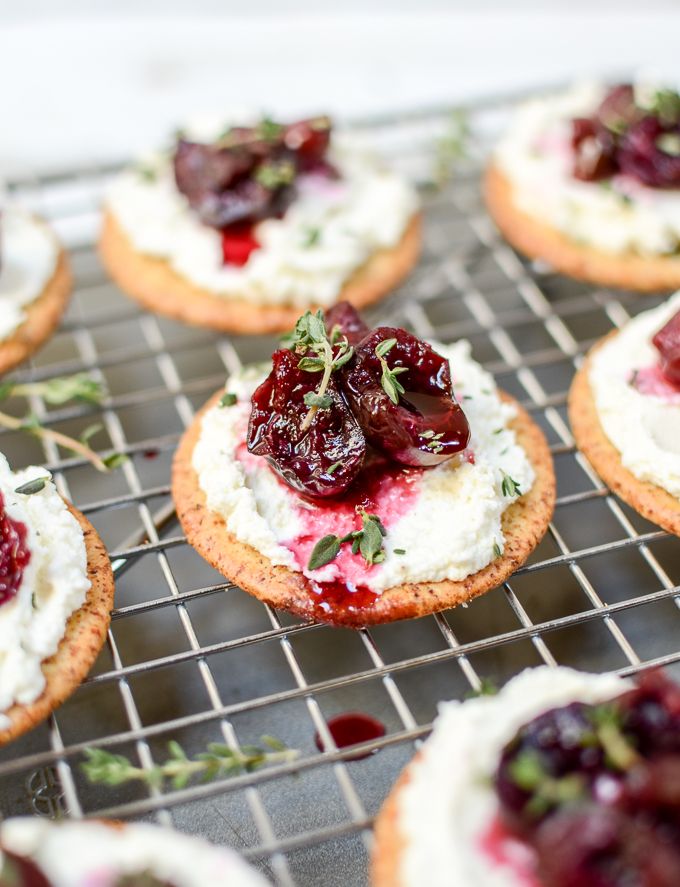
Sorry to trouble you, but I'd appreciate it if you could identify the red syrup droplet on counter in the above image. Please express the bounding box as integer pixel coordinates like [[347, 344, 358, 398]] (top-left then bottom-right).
[[143, 448, 160, 460], [315, 712, 386, 761], [478, 816, 541, 887], [0, 490, 31, 607], [221, 222, 260, 266]]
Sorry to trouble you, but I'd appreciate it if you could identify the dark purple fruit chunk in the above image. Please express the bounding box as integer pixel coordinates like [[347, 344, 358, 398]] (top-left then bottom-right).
[[338, 327, 470, 467], [533, 806, 680, 887], [652, 309, 680, 387], [0, 847, 53, 887], [173, 116, 334, 230], [247, 348, 365, 498], [0, 490, 31, 607], [572, 117, 617, 181], [324, 302, 370, 346], [618, 116, 680, 188]]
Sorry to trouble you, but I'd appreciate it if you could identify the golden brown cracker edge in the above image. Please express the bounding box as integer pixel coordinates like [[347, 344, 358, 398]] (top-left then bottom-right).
[[172, 390, 556, 627], [0, 503, 115, 745], [569, 337, 680, 536], [0, 250, 73, 376], [99, 211, 422, 334], [484, 164, 680, 294]]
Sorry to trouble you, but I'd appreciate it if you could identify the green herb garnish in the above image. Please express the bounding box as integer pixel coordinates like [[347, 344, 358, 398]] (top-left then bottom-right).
[[307, 510, 387, 571], [81, 737, 298, 791], [301, 226, 321, 248], [375, 338, 408, 405], [501, 472, 522, 498], [255, 159, 296, 190], [14, 476, 51, 496], [219, 392, 238, 408]]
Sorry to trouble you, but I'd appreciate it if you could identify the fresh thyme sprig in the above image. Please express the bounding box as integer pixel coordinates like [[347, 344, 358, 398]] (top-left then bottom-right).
[[284, 310, 354, 432], [81, 737, 299, 792], [0, 373, 126, 473], [433, 108, 470, 189], [307, 510, 387, 571], [500, 472, 522, 498], [375, 338, 408, 405]]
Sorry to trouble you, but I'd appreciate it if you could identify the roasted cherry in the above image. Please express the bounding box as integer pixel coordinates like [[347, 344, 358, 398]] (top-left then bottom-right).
[[338, 327, 470, 467], [618, 116, 680, 188], [283, 117, 332, 172], [324, 302, 370, 346], [0, 491, 31, 607], [247, 348, 365, 498], [652, 309, 680, 388], [596, 84, 639, 134], [0, 847, 52, 887], [572, 117, 617, 181]]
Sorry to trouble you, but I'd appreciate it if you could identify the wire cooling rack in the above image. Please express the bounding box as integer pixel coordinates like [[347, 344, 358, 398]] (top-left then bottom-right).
[[1, 90, 680, 887]]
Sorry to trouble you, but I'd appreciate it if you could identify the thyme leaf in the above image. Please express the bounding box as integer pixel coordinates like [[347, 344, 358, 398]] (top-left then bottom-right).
[[501, 472, 522, 498], [375, 338, 408, 405], [14, 476, 51, 496], [219, 392, 238, 408]]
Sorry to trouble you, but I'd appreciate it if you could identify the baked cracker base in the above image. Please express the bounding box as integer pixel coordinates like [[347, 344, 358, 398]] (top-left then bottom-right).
[[484, 164, 680, 293], [98, 211, 422, 335], [172, 390, 556, 628], [0, 504, 115, 745], [569, 337, 680, 537], [0, 250, 73, 376], [371, 755, 419, 887]]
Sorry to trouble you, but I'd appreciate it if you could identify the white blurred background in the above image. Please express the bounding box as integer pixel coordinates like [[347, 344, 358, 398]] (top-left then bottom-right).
[[1, 1, 678, 175]]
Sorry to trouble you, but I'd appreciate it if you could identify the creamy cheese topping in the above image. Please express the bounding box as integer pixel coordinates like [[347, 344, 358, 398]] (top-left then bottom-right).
[[105, 126, 418, 309], [0, 207, 59, 340], [0, 819, 268, 887], [397, 666, 630, 887], [0, 455, 90, 727], [589, 291, 680, 498], [494, 82, 680, 256], [191, 341, 535, 593]]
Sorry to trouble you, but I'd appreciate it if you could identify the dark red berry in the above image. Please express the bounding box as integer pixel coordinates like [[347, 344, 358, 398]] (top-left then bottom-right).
[[283, 117, 332, 172], [571, 117, 618, 181], [338, 327, 470, 467], [247, 348, 366, 498], [0, 847, 52, 887], [0, 491, 31, 607], [324, 302, 370, 346], [652, 310, 680, 387], [596, 84, 639, 134], [618, 116, 680, 188]]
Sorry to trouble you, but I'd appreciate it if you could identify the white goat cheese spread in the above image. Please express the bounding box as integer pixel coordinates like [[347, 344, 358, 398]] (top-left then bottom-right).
[[494, 82, 680, 256], [589, 291, 680, 498], [0, 819, 268, 887], [0, 207, 59, 341], [105, 123, 418, 309], [397, 666, 630, 887], [191, 341, 535, 593], [0, 455, 90, 727]]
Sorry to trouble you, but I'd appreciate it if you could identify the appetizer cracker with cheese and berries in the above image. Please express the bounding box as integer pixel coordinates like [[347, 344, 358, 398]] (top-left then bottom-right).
[[0, 455, 114, 745], [485, 82, 680, 292], [372, 666, 680, 886], [100, 116, 421, 333], [173, 303, 555, 627], [0, 818, 269, 886], [0, 207, 72, 375], [569, 291, 680, 536]]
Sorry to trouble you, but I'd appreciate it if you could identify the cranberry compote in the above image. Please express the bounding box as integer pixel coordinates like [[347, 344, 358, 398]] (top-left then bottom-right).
[[339, 327, 470, 467], [247, 349, 366, 498], [652, 309, 680, 387], [569, 83, 680, 188], [493, 670, 680, 886], [173, 116, 334, 231], [0, 491, 31, 607]]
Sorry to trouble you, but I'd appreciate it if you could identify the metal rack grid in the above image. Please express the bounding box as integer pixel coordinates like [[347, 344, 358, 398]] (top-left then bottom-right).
[[1, 92, 680, 886]]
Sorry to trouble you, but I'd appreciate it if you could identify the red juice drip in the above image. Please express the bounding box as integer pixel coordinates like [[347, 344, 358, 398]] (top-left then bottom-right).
[[478, 815, 541, 887], [0, 489, 31, 607], [632, 364, 680, 403], [221, 222, 260, 266], [315, 712, 386, 761]]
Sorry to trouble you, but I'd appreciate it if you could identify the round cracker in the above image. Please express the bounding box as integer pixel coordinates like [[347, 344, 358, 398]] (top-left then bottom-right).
[[98, 211, 422, 335], [172, 390, 555, 628], [0, 250, 73, 376], [0, 503, 115, 745], [484, 164, 680, 293], [568, 335, 680, 536], [371, 754, 419, 887]]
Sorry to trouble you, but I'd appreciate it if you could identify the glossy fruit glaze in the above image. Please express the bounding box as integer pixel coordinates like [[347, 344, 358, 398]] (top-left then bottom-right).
[[652, 308, 680, 388], [0, 490, 31, 607]]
